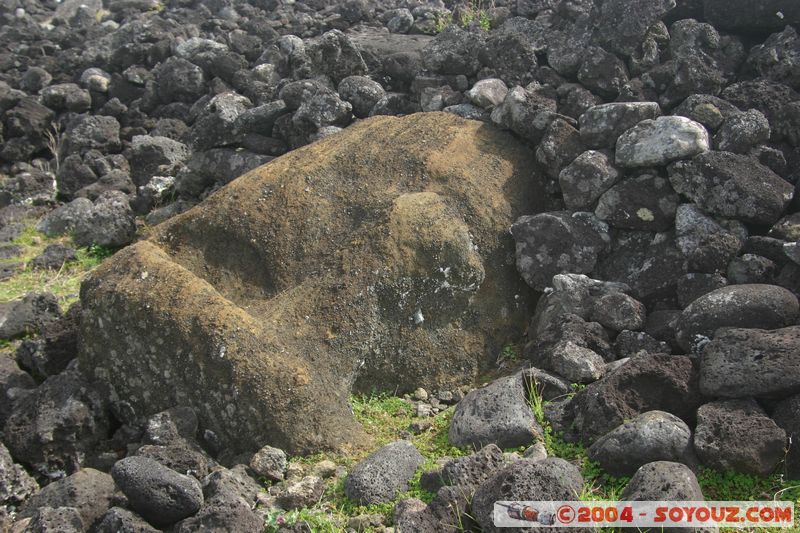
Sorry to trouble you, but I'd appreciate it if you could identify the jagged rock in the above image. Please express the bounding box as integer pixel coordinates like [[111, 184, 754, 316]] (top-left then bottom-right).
[[589, 292, 646, 332], [674, 93, 741, 131], [479, 18, 543, 86], [578, 102, 661, 149], [24, 507, 84, 533], [142, 406, 198, 445], [713, 110, 770, 154], [593, 0, 677, 56], [747, 26, 800, 91], [511, 211, 608, 291], [175, 149, 272, 198], [249, 445, 287, 482], [674, 203, 745, 273], [466, 78, 508, 109], [577, 47, 629, 99], [19, 469, 115, 530], [449, 373, 542, 449], [112, 456, 203, 528], [95, 507, 160, 533], [675, 284, 798, 351], [129, 135, 190, 187], [703, 0, 800, 33], [422, 26, 484, 76], [721, 79, 798, 127], [345, 441, 424, 505], [535, 118, 584, 180], [135, 443, 213, 481], [61, 115, 121, 157], [491, 85, 560, 144], [470, 458, 589, 533], [0, 442, 38, 508], [0, 292, 60, 340], [190, 92, 252, 151], [558, 150, 620, 210], [668, 151, 794, 225], [338, 76, 386, 118], [727, 254, 777, 284], [3, 369, 109, 476], [567, 355, 703, 443], [694, 399, 786, 476], [594, 174, 679, 231], [73, 191, 136, 248], [700, 326, 800, 399], [587, 411, 696, 477], [78, 113, 550, 455], [40, 84, 91, 113], [153, 57, 206, 104], [677, 273, 728, 308]]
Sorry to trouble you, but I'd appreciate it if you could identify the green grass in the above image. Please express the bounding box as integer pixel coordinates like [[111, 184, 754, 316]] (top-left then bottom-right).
[[0, 223, 114, 308]]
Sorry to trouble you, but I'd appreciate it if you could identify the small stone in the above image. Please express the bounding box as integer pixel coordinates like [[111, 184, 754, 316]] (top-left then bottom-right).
[[344, 441, 424, 505], [412, 388, 428, 401], [466, 78, 508, 109], [249, 445, 287, 482]]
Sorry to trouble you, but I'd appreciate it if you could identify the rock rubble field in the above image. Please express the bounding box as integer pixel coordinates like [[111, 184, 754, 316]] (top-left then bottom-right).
[[0, 0, 799, 531]]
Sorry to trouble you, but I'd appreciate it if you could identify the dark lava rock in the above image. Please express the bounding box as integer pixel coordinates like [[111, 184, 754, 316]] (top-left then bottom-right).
[[511, 211, 608, 291], [568, 355, 703, 443], [559, 150, 621, 210], [24, 507, 84, 533], [449, 373, 542, 449], [700, 326, 800, 399], [594, 173, 679, 232], [714, 110, 770, 154], [20, 469, 115, 529], [3, 370, 109, 476], [129, 135, 190, 187], [95, 507, 160, 533], [249, 445, 287, 482], [0, 292, 60, 340], [587, 411, 696, 477], [771, 394, 800, 479], [111, 456, 203, 528], [0, 442, 38, 508], [693, 399, 786, 476], [73, 191, 136, 248], [621, 461, 704, 501], [675, 284, 798, 351], [703, 0, 800, 33], [668, 151, 794, 226], [30, 244, 77, 270], [470, 458, 589, 533], [344, 441, 424, 505], [675, 203, 745, 273]]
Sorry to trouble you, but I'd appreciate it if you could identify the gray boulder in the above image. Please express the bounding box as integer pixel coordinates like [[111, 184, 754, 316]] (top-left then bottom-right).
[[0, 442, 38, 508], [249, 445, 287, 482], [677, 273, 728, 308], [578, 102, 661, 149], [714, 110, 770, 154], [589, 291, 646, 332], [61, 115, 121, 157], [154, 57, 206, 104], [576, 47, 629, 99], [439, 444, 507, 489], [3, 370, 109, 476], [559, 150, 620, 211], [36, 198, 94, 237], [535, 118, 585, 180], [568, 355, 703, 443], [20, 469, 115, 530], [449, 373, 542, 449], [95, 507, 160, 533], [675, 284, 798, 351], [587, 411, 696, 477], [292, 92, 353, 133], [693, 399, 786, 476], [674, 94, 741, 131], [621, 461, 704, 501], [466, 78, 508, 109], [675, 203, 745, 273], [510, 212, 608, 291], [111, 456, 203, 528], [40, 83, 91, 113], [344, 441, 424, 505], [73, 191, 136, 248], [0, 292, 60, 340], [190, 92, 252, 151], [616, 116, 709, 167], [174, 466, 261, 533], [700, 326, 800, 399], [25, 507, 84, 532], [593, 0, 677, 56], [129, 135, 190, 187], [470, 458, 589, 533], [668, 151, 794, 225], [422, 26, 484, 76], [338, 76, 386, 118]]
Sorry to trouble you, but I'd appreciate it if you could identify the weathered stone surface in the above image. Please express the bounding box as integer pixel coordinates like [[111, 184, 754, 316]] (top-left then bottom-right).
[[621, 461, 704, 501], [78, 113, 551, 455], [700, 326, 800, 399], [111, 456, 203, 528], [578, 102, 661, 149], [616, 116, 709, 167], [694, 399, 786, 476], [567, 355, 703, 443], [675, 203, 745, 273], [0, 442, 38, 508], [587, 411, 696, 477], [559, 150, 620, 210], [594, 174, 679, 232], [668, 151, 794, 225], [344, 441, 424, 505], [511, 211, 608, 291], [470, 458, 590, 533], [20, 469, 114, 530], [676, 284, 798, 351], [449, 373, 542, 449], [593, 0, 677, 56]]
